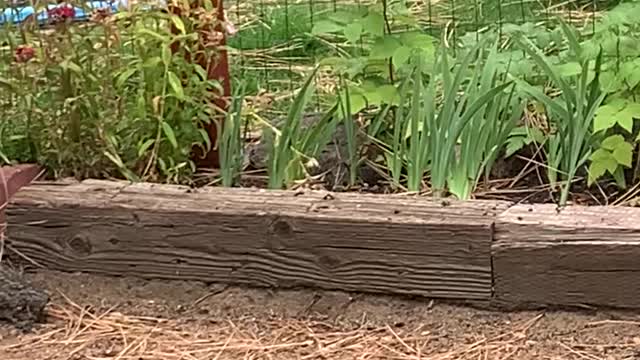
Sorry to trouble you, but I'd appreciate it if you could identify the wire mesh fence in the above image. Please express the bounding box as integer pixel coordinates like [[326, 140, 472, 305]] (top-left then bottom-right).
[[0, 0, 628, 130], [224, 0, 610, 116], [0, 0, 620, 119]]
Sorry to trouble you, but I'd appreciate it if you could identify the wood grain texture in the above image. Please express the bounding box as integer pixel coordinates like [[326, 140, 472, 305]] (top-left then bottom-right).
[[6, 180, 509, 300], [493, 204, 640, 309]]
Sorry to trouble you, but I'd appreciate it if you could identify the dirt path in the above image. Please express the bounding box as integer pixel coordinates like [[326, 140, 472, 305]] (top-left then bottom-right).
[[1, 271, 640, 360]]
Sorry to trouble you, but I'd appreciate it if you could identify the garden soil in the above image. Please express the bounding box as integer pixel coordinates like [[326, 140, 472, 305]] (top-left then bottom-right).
[[1, 270, 640, 360]]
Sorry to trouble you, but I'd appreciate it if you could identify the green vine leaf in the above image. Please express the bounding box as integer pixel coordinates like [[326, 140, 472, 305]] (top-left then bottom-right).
[[594, 99, 640, 133], [602, 134, 633, 167], [361, 12, 384, 37], [167, 71, 185, 100], [600, 70, 625, 93], [369, 36, 402, 60], [311, 20, 343, 35], [555, 62, 582, 77], [613, 143, 634, 167], [343, 22, 363, 44], [377, 84, 400, 105], [588, 148, 617, 185], [339, 87, 367, 114], [392, 46, 412, 68]]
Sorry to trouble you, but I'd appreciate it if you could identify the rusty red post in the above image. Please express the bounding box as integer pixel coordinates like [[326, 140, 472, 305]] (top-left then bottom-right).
[[0, 164, 43, 235], [170, 0, 232, 170]]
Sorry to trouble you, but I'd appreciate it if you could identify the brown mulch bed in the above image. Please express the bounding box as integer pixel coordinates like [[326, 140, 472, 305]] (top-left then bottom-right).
[[1, 271, 640, 359]]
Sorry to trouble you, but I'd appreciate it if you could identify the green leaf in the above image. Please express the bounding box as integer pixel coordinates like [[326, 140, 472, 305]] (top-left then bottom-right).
[[167, 71, 185, 100], [398, 32, 434, 51], [617, 108, 635, 133], [104, 151, 125, 168], [319, 56, 349, 67], [60, 60, 83, 74], [136, 28, 169, 42], [344, 57, 367, 78], [392, 46, 412, 68], [339, 89, 367, 114], [161, 46, 172, 66], [363, 89, 382, 106], [361, 12, 384, 37], [587, 157, 608, 185], [591, 148, 618, 173], [528, 127, 547, 144], [627, 102, 640, 116], [311, 20, 343, 34], [161, 122, 178, 149], [0, 78, 16, 92], [369, 36, 402, 60], [613, 141, 633, 167], [555, 62, 582, 77], [116, 68, 137, 88], [377, 84, 399, 105], [601, 135, 634, 167], [601, 134, 626, 151], [343, 22, 363, 44], [505, 137, 525, 157], [600, 70, 624, 93], [170, 15, 186, 34], [329, 10, 363, 24], [595, 99, 640, 133], [143, 56, 162, 68], [594, 103, 622, 133], [138, 139, 155, 157]]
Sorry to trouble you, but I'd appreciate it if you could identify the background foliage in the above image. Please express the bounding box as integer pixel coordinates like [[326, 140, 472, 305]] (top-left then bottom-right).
[[5, 0, 640, 206]]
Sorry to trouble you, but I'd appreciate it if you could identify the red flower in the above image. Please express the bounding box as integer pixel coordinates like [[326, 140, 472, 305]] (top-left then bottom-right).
[[48, 4, 75, 24], [14, 46, 35, 63]]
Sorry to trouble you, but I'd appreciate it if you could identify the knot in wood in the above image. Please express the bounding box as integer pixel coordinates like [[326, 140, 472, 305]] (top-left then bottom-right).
[[270, 218, 294, 238], [67, 234, 92, 256]]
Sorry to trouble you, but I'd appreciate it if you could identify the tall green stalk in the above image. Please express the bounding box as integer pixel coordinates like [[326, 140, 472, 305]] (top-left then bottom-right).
[[397, 38, 514, 196], [219, 81, 246, 187], [337, 77, 358, 186], [513, 20, 605, 206], [267, 66, 319, 189], [448, 41, 525, 200]]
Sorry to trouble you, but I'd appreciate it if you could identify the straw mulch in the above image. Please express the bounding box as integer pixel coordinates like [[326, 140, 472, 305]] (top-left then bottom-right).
[[3, 295, 640, 360], [2, 301, 537, 360]]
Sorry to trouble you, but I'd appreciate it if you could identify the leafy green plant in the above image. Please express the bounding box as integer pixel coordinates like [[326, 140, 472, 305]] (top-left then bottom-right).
[[337, 77, 359, 186], [391, 38, 515, 196], [265, 66, 339, 189], [218, 81, 246, 187], [587, 99, 640, 187], [448, 43, 525, 200], [1, 1, 222, 183], [576, 2, 640, 187], [513, 20, 606, 206], [505, 126, 547, 158], [312, 0, 434, 113], [588, 134, 633, 187]]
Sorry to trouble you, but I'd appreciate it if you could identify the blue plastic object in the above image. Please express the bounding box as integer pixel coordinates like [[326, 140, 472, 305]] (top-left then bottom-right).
[[0, 0, 168, 26]]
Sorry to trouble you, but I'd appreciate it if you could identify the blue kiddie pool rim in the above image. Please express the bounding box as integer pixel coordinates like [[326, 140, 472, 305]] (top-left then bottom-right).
[[0, 0, 168, 26]]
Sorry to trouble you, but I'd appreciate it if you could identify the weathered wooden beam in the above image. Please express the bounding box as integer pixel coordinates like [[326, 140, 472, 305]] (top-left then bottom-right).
[[5, 180, 508, 300], [493, 204, 640, 309]]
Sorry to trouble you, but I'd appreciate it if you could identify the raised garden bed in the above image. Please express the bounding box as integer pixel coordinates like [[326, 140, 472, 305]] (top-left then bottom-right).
[[5, 178, 640, 310]]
